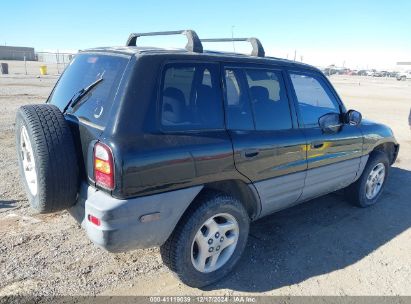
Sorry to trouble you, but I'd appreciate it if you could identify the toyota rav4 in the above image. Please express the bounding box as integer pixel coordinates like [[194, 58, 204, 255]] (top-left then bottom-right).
[[16, 30, 399, 287]]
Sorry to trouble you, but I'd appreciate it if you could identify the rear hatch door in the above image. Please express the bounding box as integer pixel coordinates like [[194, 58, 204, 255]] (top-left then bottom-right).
[[47, 52, 131, 184]]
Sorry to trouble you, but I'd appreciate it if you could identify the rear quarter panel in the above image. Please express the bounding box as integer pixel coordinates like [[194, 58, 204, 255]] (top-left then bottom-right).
[[109, 132, 245, 199]]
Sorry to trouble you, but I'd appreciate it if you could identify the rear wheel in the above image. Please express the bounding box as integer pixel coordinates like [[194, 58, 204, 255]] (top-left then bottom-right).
[[160, 191, 249, 287], [345, 151, 389, 207], [15, 104, 79, 213]]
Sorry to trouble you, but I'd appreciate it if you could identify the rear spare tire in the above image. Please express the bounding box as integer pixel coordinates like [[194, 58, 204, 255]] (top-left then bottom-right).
[[15, 104, 79, 213]]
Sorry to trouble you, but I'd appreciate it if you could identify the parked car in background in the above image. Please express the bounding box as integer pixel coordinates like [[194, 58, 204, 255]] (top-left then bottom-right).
[[388, 71, 399, 78], [409, 108, 411, 130], [342, 69, 354, 75], [366, 70, 376, 76], [397, 71, 411, 81], [323, 67, 340, 76], [322, 68, 331, 76], [358, 70, 368, 76], [381, 71, 390, 77]]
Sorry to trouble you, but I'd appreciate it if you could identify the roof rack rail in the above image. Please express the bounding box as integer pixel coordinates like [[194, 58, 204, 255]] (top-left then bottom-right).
[[201, 38, 265, 57], [126, 30, 203, 53]]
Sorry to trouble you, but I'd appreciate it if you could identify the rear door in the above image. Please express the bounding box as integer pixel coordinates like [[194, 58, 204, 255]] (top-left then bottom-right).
[[118, 61, 238, 198], [287, 70, 363, 201], [223, 65, 307, 217]]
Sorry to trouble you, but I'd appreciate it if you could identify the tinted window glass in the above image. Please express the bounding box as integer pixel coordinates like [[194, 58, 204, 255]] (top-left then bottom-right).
[[244, 69, 292, 131], [161, 64, 223, 130], [48, 54, 129, 128], [224, 69, 254, 130], [290, 73, 340, 127]]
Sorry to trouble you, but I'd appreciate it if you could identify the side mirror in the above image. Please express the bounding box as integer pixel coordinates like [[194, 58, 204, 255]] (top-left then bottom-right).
[[345, 109, 362, 126], [318, 113, 342, 133]]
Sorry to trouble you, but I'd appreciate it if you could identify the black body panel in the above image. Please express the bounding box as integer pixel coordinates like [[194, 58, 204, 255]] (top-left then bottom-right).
[[110, 131, 243, 198], [46, 47, 398, 205]]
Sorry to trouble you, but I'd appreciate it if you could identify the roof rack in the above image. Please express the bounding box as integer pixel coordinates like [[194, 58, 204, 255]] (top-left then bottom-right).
[[201, 38, 265, 57], [126, 30, 203, 53]]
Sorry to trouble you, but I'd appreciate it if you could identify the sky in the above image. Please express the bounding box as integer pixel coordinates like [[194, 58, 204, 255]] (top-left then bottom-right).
[[1, 0, 410, 70]]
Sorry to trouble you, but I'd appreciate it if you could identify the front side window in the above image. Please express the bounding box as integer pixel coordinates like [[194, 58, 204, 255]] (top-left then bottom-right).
[[160, 63, 223, 130], [244, 69, 293, 131], [290, 73, 340, 127]]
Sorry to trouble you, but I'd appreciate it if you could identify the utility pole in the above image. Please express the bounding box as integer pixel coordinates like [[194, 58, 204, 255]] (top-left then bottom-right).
[[231, 26, 236, 52], [293, 50, 297, 61], [24, 56, 27, 75], [56, 50, 60, 74]]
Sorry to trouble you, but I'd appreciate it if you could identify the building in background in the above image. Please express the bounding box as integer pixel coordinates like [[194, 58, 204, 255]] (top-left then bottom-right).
[[0, 45, 36, 60], [397, 62, 411, 72]]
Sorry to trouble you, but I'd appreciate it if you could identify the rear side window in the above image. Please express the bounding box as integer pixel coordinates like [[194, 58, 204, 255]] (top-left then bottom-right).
[[244, 69, 292, 131], [290, 73, 340, 127], [160, 63, 223, 130], [48, 53, 129, 128], [224, 69, 254, 130]]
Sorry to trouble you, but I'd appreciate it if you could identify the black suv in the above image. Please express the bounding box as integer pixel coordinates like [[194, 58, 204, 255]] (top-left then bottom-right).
[[16, 30, 399, 287]]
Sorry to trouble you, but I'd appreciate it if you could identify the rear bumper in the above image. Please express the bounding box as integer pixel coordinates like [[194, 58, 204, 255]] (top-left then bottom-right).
[[69, 184, 202, 252]]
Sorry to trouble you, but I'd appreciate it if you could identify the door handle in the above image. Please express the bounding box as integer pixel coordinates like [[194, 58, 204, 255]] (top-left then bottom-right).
[[311, 141, 324, 149], [243, 149, 259, 159]]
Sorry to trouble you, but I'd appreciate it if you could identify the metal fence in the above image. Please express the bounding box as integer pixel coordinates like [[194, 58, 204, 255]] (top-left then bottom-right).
[[0, 51, 76, 75], [37, 52, 75, 74]]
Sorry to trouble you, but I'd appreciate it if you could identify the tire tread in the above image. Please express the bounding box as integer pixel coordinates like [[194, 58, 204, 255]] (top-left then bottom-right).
[[16, 104, 78, 213], [345, 150, 389, 208], [160, 191, 249, 287]]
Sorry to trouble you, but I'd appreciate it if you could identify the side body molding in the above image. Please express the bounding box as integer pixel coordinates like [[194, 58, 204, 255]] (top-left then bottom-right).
[[254, 171, 306, 218], [299, 157, 366, 202], [253, 156, 369, 219]]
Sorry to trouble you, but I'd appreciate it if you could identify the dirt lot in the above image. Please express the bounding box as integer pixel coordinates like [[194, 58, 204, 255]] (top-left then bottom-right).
[[0, 67, 410, 296]]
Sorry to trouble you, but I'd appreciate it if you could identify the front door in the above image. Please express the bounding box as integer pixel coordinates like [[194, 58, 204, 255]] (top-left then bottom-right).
[[287, 70, 364, 202], [222, 66, 307, 217]]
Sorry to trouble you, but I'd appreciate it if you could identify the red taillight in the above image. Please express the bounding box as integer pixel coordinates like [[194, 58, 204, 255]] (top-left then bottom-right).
[[94, 142, 114, 190], [88, 214, 101, 226]]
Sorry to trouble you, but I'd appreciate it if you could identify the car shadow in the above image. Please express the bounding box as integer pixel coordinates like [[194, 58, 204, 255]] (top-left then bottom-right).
[[204, 167, 411, 292]]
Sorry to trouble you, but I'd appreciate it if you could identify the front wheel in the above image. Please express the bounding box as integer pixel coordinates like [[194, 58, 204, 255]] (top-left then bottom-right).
[[345, 151, 389, 207], [160, 191, 249, 287]]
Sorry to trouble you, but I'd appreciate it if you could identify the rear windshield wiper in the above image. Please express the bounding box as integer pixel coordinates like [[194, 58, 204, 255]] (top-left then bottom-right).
[[62, 77, 104, 114]]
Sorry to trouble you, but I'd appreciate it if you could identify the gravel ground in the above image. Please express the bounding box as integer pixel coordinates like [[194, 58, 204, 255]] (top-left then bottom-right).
[[0, 75, 166, 296], [0, 66, 410, 296]]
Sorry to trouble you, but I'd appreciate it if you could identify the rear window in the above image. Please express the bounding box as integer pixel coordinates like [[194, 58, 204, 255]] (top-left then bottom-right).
[[48, 53, 129, 128]]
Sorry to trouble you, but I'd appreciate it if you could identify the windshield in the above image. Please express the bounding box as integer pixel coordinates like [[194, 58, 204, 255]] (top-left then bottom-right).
[[48, 53, 129, 128]]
